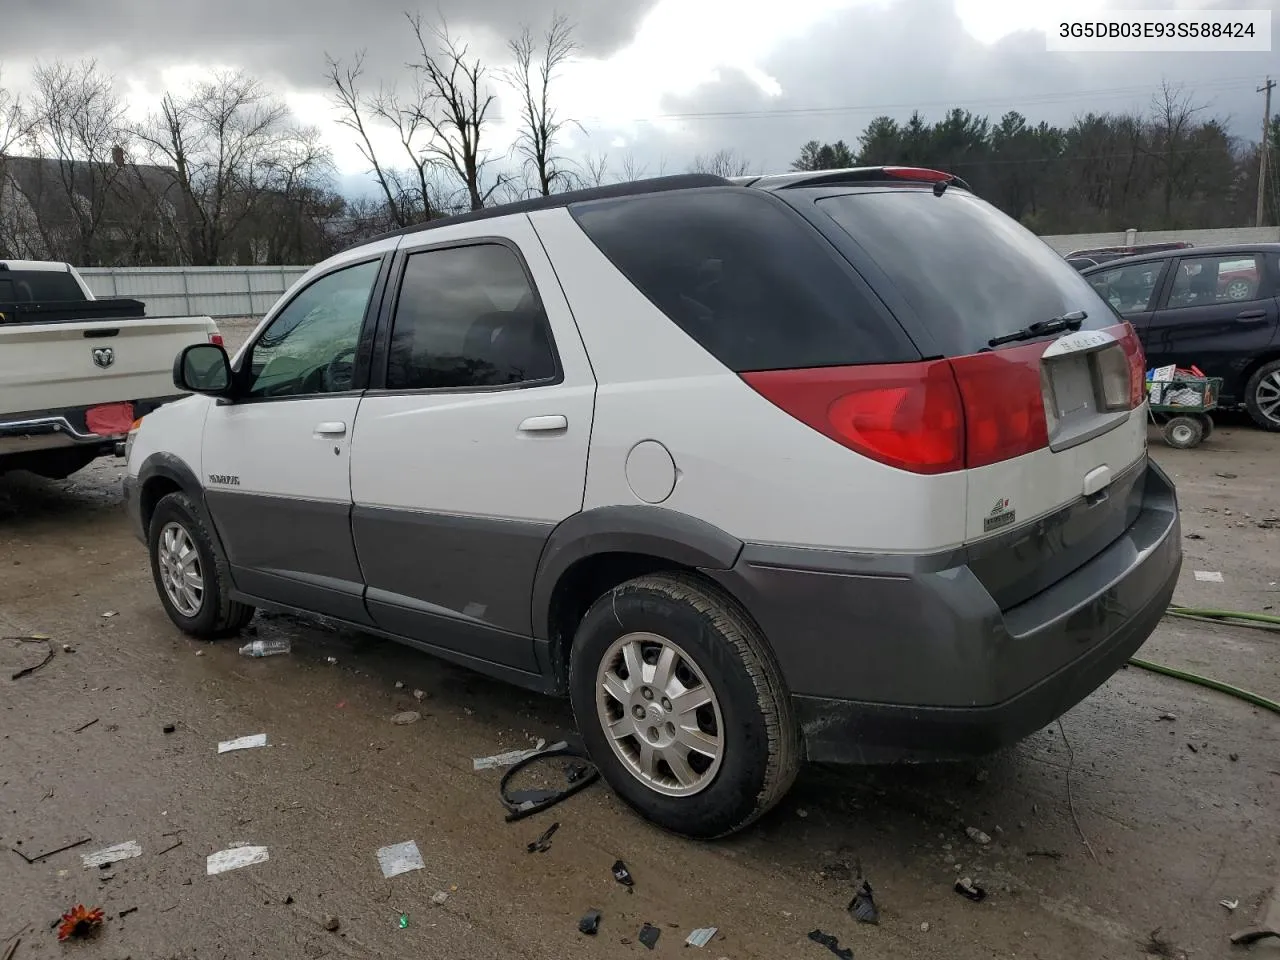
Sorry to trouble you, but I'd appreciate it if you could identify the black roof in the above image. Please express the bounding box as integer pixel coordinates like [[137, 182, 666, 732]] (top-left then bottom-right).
[[1080, 242, 1280, 272], [345, 166, 973, 254]]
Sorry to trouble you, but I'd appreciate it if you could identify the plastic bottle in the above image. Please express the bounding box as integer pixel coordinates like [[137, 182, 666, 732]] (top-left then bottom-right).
[[238, 638, 291, 658]]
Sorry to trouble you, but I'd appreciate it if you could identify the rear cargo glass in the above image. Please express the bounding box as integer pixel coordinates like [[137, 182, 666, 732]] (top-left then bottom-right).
[[816, 190, 1114, 357], [0, 270, 84, 303], [570, 188, 917, 372]]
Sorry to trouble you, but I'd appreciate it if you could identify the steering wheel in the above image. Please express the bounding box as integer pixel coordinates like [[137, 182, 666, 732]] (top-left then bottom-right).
[[322, 348, 358, 393]]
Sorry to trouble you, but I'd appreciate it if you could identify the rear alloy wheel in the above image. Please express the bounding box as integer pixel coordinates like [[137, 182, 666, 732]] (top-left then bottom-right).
[[1225, 279, 1254, 301], [569, 572, 800, 839], [1163, 415, 1204, 449], [1245, 359, 1280, 432]]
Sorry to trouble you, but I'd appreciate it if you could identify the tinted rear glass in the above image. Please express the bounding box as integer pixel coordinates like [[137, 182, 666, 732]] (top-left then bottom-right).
[[0, 270, 85, 303], [817, 190, 1114, 356], [570, 188, 916, 371]]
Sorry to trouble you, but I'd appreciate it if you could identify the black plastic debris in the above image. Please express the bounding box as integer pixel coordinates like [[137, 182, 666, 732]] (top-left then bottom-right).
[[848, 880, 879, 924], [527, 822, 559, 854], [566, 762, 590, 783], [612, 860, 635, 888], [808, 929, 853, 959], [954, 877, 987, 902], [638, 923, 660, 950], [499, 738, 600, 822], [578, 910, 601, 936]]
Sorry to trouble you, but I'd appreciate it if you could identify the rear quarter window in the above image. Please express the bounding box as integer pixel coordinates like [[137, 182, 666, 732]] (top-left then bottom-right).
[[816, 190, 1116, 357], [569, 187, 917, 372]]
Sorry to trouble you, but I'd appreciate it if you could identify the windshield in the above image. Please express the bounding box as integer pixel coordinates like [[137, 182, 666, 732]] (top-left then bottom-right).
[[816, 189, 1115, 356]]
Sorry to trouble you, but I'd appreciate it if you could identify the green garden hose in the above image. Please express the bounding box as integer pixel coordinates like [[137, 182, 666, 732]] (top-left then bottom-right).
[[1164, 606, 1280, 630], [1127, 657, 1280, 715]]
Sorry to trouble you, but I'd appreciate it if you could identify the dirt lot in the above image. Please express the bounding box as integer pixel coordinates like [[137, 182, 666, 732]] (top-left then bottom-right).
[[3, 379, 1279, 958]]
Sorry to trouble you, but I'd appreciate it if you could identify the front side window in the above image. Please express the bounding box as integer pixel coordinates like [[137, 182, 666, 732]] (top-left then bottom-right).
[[386, 243, 557, 390], [245, 260, 380, 399], [1086, 261, 1164, 315], [1167, 255, 1262, 309]]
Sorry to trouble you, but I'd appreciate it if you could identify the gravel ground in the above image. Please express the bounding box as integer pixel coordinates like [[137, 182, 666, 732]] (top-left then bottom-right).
[[2, 407, 1278, 960]]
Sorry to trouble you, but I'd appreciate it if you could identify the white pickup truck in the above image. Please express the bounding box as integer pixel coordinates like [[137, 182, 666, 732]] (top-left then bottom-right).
[[1, 259, 221, 479]]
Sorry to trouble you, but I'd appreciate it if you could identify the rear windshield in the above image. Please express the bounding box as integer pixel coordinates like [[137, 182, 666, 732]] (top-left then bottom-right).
[[0, 269, 85, 303], [570, 188, 917, 371], [816, 190, 1114, 356]]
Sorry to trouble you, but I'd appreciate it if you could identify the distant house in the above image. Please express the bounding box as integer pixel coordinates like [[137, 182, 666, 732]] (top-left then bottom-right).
[[0, 148, 186, 266]]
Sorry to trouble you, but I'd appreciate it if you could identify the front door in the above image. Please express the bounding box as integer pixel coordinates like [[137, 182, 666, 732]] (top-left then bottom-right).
[[351, 222, 596, 674], [1146, 252, 1280, 402], [201, 256, 385, 623]]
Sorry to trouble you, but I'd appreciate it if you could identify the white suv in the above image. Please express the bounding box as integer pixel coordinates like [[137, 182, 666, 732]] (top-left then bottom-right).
[[126, 169, 1182, 838]]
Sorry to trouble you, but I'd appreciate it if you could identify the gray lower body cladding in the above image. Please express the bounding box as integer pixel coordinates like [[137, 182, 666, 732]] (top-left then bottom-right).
[[710, 460, 1182, 764]]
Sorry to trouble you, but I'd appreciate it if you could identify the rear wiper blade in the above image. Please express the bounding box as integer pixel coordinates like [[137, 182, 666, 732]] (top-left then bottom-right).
[[987, 311, 1086, 348]]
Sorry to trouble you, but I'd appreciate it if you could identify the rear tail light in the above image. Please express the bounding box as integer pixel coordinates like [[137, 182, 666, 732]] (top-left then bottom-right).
[[1110, 322, 1146, 408], [882, 166, 955, 183], [950, 342, 1050, 469], [210, 332, 224, 347]]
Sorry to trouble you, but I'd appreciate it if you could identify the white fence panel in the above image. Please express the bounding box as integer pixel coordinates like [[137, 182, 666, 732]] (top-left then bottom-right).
[[78, 265, 311, 319]]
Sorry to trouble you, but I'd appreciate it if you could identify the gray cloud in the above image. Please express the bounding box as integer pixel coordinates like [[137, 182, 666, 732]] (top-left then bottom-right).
[[595, 0, 1278, 177], [0, 0, 658, 90]]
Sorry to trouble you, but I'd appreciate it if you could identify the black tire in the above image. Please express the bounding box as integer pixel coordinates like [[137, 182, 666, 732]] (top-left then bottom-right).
[[1163, 415, 1204, 449], [148, 491, 255, 639], [568, 571, 800, 839], [1244, 359, 1280, 432], [1196, 413, 1215, 440]]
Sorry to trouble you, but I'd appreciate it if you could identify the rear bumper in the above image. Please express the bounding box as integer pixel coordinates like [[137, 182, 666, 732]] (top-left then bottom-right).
[[710, 460, 1182, 763], [0, 396, 182, 459]]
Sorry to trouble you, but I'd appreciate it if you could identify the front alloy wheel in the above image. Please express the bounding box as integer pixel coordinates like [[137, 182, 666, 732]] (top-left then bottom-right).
[[157, 521, 205, 617], [596, 632, 724, 797]]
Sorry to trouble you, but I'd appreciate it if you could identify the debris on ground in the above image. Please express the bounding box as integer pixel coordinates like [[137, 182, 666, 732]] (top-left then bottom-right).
[[118, 907, 138, 918], [81, 840, 142, 869], [10, 639, 54, 680], [157, 840, 183, 856], [565, 762, 590, 783], [797, 808, 809, 818], [325, 656, 338, 664], [238, 638, 291, 658], [394, 681, 404, 689], [685, 927, 718, 947], [57, 904, 104, 941], [965, 827, 992, 845], [218, 733, 268, 753], [578, 910, 602, 936], [2, 936, 20, 960], [101, 611, 118, 618], [323, 914, 340, 932], [207, 844, 270, 876], [638, 923, 661, 950], [162, 723, 176, 734], [431, 891, 449, 906], [413, 689, 426, 701], [1158, 712, 1177, 721], [73, 717, 99, 733], [920, 921, 930, 932], [10, 836, 91, 864], [1219, 898, 1239, 911], [1144, 927, 1177, 958], [1193, 570, 1224, 583], [498, 739, 600, 822], [1229, 927, 1280, 945], [954, 877, 987, 902], [848, 879, 880, 924], [526, 822, 559, 853], [612, 860, 635, 888], [398, 914, 409, 928], [1187, 743, 1198, 754], [389, 711, 421, 726], [1025, 850, 1064, 860], [1230, 752, 1239, 761], [807, 929, 853, 959], [473, 741, 546, 771], [376, 841, 424, 879]]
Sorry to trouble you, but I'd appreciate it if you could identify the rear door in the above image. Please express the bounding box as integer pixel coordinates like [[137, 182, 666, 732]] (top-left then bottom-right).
[[350, 216, 595, 673], [812, 187, 1149, 607], [1145, 252, 1279, 401]]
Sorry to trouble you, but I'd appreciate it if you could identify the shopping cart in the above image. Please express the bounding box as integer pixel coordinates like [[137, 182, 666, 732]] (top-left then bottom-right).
[[1146, 368, 1222, 449]]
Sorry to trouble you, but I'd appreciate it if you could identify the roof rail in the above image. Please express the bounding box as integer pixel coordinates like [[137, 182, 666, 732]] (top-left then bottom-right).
[[748, 166, 972, 193], [346, 173, 732, 251]]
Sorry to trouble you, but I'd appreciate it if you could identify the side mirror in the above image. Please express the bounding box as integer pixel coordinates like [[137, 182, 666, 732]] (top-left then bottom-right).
[[174, 343, 233, 397]]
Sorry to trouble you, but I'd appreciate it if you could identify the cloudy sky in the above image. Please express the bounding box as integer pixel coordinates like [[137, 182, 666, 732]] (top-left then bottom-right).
[[2, 0, 1276, 192]]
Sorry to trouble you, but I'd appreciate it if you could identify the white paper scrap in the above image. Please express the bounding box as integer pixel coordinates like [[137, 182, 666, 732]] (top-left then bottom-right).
[[377, 840, 425, 879], [686, 927, 718, 947], [207, 844, 269, 875], [218, 733, 268, 753], [1193, 570, 1224, 582], [472, 739, 546, 771], [82, 840, 142, 868]]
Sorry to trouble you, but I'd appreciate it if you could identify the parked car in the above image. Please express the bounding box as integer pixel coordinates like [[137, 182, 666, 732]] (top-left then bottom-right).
[[1081, 244, 1280, 430], [126, 169, 1181, 838], [0, 259, 222, 478]]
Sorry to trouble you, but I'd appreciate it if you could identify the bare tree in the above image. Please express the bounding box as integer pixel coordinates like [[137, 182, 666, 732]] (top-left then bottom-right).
[[582, 151, 611, 187], [1146, 80, 1206, 223], [689, 148, 752, 178], [23, 59, 131, 264], [407, 13, 505, 211], [620, 150, 647, 181], [326, 52, 438, 226], [503, 15, 578, 197], [136, 70, 329, 264], [0, 66, 39, 258]]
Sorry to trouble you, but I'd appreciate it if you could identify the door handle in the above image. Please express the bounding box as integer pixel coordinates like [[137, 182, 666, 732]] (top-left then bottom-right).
[[518, 415, 568, 433], [314, 421, 347, 437], [1236, 310, 1267, 320]]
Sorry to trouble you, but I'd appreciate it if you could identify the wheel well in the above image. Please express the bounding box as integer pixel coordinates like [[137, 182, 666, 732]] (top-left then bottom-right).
[[1242, 351, 1280, 395], [547, 551, 690, 684], [139, 475, 182, 533]]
